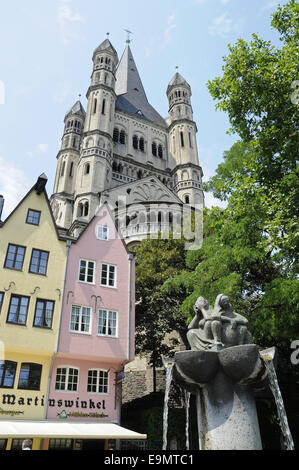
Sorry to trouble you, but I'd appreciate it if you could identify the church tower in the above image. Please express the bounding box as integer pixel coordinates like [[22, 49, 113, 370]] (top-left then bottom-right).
[[70, 38, 119, 235], [51, 34, 204, 244], [51, 100, 85, 228], [167, 72, 203, 208]]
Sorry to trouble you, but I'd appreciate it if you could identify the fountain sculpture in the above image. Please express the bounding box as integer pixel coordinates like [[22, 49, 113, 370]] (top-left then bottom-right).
[[163, 294, 294, 450]]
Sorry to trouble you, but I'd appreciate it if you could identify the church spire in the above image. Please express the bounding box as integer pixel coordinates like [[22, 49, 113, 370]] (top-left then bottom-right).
[[115, 44, 166, 127]]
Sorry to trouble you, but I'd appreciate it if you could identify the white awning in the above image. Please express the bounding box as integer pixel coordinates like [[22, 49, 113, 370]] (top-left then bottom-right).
[[0, 420, 147, 440]]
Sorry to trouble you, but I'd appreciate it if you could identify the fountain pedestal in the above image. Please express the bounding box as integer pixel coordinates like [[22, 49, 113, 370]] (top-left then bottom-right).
[[197, 371, 262, 450], [174, 345, 267, 450]]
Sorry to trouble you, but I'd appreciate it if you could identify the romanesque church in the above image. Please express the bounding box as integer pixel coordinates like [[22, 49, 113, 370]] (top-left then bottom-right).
[[50, 37, 204, 245]]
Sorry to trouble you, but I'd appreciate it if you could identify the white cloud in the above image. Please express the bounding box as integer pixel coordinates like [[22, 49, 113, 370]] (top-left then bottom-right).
[[208, 13, 233, 37], [164, 13, 176, 45], [0, 157, 29, 220], [27, 144, 49, 158], [58, 0, 84, 45]]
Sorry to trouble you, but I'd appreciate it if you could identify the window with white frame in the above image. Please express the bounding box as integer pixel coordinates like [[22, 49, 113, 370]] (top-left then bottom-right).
[[98, 309, 117, 337], [78, 259, 95, 284], [55, 367, 79, 392], [97, 225, 109, 241], [100, 263, 116, 287], [70, 305, 91, 334], [87, 369, 109, 394]]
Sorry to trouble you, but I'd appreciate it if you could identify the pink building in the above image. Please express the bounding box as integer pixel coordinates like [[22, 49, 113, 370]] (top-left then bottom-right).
[[46, 205, 135, 449]]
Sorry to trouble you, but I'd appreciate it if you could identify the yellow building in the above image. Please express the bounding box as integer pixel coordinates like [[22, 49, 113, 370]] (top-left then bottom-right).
[[0, 174, 68, 450]]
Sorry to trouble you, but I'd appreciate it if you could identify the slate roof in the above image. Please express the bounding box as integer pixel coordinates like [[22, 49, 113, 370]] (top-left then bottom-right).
[[65, 100, 86, 118], [115, 45, 167, 128], [167, 72, 190, 95], [93, 38, 118, 59]]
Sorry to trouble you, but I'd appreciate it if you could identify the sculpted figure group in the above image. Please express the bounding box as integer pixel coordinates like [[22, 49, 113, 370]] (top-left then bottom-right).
[[187, 294, 252, 351]]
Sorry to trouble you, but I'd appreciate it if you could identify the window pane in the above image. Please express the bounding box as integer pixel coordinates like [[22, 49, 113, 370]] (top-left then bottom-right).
[[18, 363, 42, 390], [7, 296, 29, 325], [101, 265, 108, 285], [108, 266, 115, 286], [70, 306, 80, 331], [0, 361, 17, 388], [30, 250, 48, 275], [5, 245, 25, 270], [26, 210, 41, 225]]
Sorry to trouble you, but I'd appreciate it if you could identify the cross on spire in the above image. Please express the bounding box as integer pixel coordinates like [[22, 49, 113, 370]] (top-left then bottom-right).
[[125, 29, 133, 44]]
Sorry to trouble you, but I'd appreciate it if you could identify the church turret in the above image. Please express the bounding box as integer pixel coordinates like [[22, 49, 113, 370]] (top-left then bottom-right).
[[51, 100, 85, 228], [167, 71, 203, 208], [72, 37, 119, 229]]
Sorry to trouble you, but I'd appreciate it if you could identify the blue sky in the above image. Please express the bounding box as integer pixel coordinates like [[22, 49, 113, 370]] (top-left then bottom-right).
[[0, 0, 289, 218]]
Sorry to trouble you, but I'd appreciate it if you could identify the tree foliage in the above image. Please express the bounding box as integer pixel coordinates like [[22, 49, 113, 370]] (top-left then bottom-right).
[[163, 2, 299, 352], [132, 236, 187, 390], [206, 0, 299, 262]]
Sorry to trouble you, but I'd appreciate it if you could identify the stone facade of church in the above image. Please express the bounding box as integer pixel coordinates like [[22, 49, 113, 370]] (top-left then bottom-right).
[[50, 37, 204, 245]]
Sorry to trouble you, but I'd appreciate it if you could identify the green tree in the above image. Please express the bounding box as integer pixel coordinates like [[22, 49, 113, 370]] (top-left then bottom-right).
[[132, 236, 187, 392], [207, 0, 299, 262]]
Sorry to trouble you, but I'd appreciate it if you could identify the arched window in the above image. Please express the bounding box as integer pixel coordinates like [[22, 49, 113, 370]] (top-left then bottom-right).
[[139, 137, 145, 152], [69, 162, 74, 177], [152, 142, 157, 157], [158, 145, 163, 159], [77, 203, 83, 217], [120, 130, 126, 144], [84, 163, 90, 175], [60, 161, 66, 177], [185, 195, 190, 204], [84, 202, 89, 217], [113, 128, 119, 143], [102, 99, 106, 115], [137, 170, 143, 179], [112, 161, 117, 172], [93, 98, 97, 114], [133, 135, 138, 150], [180, 131, 184, 147]]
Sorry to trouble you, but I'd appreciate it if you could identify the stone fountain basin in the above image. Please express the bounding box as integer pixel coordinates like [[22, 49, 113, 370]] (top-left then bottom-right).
[[174, 345, 266, 389], [174, 350, 219, 388]]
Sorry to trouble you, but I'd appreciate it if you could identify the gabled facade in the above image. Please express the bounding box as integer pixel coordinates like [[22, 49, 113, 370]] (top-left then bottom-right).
[[51, 38, 204, 246], [45, 204, 135, 438], [0, 175, 67, 449]]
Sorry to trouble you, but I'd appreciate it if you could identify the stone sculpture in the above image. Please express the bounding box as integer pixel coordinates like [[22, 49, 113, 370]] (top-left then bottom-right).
[[173, 294, 268, 450], [187, 294, 252, 351]]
